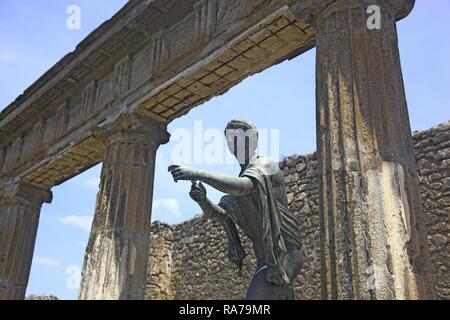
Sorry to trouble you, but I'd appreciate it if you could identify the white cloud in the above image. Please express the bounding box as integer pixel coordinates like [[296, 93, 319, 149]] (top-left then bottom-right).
[[0, 52, 16, 62], [153, 198, 182, 218], [34, 256, 61, 268], [83, 178, 100, 189], [0, 52, 40, 65], [57, 215, 93, 232]]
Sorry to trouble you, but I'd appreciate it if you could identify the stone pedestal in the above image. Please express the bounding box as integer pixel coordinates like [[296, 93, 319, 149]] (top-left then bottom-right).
[[79, 113, 170, 300], [314, 0, 436, 299], [0, 182, 52, 300]]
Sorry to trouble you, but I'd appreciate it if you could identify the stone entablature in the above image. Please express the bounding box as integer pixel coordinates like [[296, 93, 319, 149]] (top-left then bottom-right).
[[0, 0, 317, 190], [0, 0, 414, 192]]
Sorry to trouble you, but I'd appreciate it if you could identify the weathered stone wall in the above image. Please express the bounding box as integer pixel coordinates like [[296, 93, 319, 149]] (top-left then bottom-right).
[[414, 122, 450, 299], [146, 121, 450, 300], [146, 222, 174, 300], [281, 154, 321, 300], [170, 216, 255, 300], [26, 295, 58, 300]]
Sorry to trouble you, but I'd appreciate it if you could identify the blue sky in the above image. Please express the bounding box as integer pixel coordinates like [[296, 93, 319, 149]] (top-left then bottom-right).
[[0, 1, 449, 300]]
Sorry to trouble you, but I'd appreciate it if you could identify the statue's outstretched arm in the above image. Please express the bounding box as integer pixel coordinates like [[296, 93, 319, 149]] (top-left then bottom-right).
[[169, 165, 254, 196], [198, 171, 254, 196]]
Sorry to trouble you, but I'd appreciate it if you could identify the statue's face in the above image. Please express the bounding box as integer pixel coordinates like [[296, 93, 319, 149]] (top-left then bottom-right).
[[225, 128, 258, 164]]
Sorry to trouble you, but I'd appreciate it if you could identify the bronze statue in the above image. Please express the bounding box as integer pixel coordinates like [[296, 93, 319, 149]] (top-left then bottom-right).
[[169, 119, 303, 300]]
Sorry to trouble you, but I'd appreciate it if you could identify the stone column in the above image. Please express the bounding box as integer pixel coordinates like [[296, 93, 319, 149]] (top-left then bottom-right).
[[314, 0, 436, 299], [79, 113, 170, 300], [0, 182, 52, 300]]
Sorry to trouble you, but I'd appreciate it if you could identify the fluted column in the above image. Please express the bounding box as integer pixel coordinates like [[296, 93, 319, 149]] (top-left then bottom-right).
[[0, 182, 52, 300], [79, 113, 169, 300], [314, 0, 435, 299]]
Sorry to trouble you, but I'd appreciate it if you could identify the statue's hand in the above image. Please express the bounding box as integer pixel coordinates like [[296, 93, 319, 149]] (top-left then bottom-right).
[[168, 165, 200, 182], [189, 181, 207, 203]]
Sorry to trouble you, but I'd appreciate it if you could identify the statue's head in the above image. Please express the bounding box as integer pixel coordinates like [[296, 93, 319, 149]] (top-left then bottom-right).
[[224, 118, 258, 164]]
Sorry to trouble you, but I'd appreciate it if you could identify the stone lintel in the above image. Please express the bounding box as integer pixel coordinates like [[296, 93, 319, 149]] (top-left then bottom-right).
[[0, 0, 315, 190]]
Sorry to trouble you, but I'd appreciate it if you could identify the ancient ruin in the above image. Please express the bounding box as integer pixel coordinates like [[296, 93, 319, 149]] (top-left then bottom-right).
[[0, 0, 443, 300]]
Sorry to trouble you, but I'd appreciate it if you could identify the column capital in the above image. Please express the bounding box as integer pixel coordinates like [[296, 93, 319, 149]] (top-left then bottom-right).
[[305, 0, 415, 22], [0, 181, 52, 208], [94, 112, 170, 147]]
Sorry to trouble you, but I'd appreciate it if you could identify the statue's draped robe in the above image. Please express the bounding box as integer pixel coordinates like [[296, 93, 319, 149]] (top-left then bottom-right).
[[212, 157, 302, 285]]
